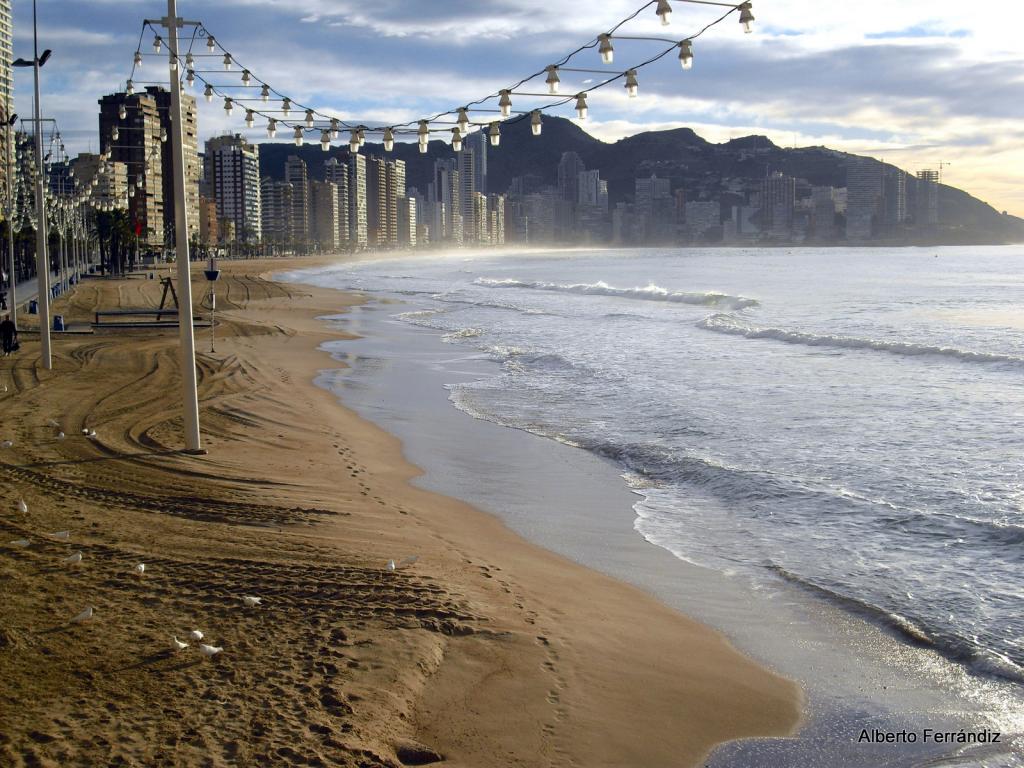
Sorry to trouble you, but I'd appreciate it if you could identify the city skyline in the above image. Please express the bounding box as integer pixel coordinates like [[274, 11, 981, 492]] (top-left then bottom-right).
[[7, 1, 1024, 217]]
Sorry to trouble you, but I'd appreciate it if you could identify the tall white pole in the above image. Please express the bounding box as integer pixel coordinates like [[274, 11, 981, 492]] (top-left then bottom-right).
[[5, 121, 15, 327], [32, 0, 52, 369], [165, 0, 203, 453]]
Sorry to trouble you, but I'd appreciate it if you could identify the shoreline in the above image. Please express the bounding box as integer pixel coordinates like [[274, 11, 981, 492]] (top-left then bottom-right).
[[1, 258, 800, 767]]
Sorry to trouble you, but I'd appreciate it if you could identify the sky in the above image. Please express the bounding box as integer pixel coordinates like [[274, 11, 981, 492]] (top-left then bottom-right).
[[11, 0, 1024, 216]]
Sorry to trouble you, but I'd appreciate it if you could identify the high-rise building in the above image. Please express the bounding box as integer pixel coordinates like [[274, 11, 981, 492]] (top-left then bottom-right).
[[761, 172, 796, 237], [466, 130, 487, 196], [0, 0, 12, 209], [366, 156, 387, 247], [458, 145, 479, 243], [557, 152, 585, 203], [198, 196, 218, 247], [260, 178, 293, 250], [348, 153, 367, 250], [205, 134, 261, 244], [635, 174, 673, 242], [810, 186, 837, 240], [146, 87, 199, 243], [846, 159, 883, 241], [915, 169, 939, 226], [685, 201, 721, 240], [397, 197, 417, 248], [428, 158, 461, 244], [310, 180, 341, 251], [71, 153, 128, 210], [284, 155, 310, 251], [324, 157, 350, 246], [882, 166, 907, 229]]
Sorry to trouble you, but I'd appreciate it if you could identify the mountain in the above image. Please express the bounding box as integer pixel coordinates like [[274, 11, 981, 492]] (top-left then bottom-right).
[[254, 116, 1024, 245]]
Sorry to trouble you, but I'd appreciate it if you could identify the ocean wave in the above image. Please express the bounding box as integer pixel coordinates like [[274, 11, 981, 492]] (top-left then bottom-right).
[[474, 278, 759, 310], [698, 314, 1024, 366], [442, 327, 484, 342]]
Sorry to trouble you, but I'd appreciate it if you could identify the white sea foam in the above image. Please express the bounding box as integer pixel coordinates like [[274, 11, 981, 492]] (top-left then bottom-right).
[[474, 278, 759, 310]]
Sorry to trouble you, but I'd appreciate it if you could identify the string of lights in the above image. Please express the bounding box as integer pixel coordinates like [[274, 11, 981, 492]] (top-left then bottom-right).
[[118, 0, 753, 155]]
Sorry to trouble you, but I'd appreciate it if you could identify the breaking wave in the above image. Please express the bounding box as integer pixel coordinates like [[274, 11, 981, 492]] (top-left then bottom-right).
[[474, 278, 759, 310]]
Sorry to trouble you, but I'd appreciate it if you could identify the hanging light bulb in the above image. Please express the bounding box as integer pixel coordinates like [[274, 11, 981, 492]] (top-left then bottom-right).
[[152, 35, 162, 53], [418, 121, 429, 153], [545, 65, 560, 94], [282, 98, 291, 117], [112, 126, 119, 141], [305, 109, 314, 129], [118, 104, 127, 120], [656, 0, 672, 25], [126, 79, 134, 95], [488, 122, 501, 148], [451, 127, 463, 152], [383, 127, 395, 152], [169, 53, 178, 71], [136, 176, 143, 188], [624, 69, 639, 98], [320, 130, 331, 151], [186, 69, 195, 87], [223, 97, 234, 116], [261, 84, 270, 102], [678, 39, 693, 70], [531, 110, 543, 136], [293, 126, 304, 146], [457, 108, 470, 135], [267, 118, 277, 138], [598, 34, 614, 64], [134, 51, 143, 68], [204, 84, 214, 102], [206, 35, 216, 52], [128, 186, 135, 198], [245, 109, 255, 128], [241, 69, 251, 85], [185, 52, 194, 68], [498, 90, 512, 118], [160, 126, 168, 142], [575, 92, 588, 120], [738, 2, 754, 33], [330, 118, 340, 139], [223, 53, 232, 70], [349, 129, 359, 153]]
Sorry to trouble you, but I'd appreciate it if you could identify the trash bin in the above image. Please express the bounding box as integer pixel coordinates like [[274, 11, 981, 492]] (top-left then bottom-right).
[[148, 272, 155, 280], [53, 315, 65, 332], [29, 299, 38, 315]]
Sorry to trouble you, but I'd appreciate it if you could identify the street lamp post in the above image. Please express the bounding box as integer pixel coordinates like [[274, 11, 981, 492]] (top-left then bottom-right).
[[13, 0, 53, 370], [3, 112, 16, 325]]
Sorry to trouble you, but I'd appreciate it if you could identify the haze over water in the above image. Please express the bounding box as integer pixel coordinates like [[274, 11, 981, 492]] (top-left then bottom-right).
[[309, 245, 1024, 688]]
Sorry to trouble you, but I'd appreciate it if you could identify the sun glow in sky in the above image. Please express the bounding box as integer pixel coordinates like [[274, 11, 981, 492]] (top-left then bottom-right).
[[13, 0, 1024, 216]]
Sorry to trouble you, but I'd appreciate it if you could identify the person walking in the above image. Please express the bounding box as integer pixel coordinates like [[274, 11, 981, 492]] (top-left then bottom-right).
[[0, 313, 18, 356]]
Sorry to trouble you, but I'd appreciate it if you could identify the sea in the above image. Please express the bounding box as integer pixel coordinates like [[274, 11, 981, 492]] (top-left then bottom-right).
[[283, 245, 1024, 764]]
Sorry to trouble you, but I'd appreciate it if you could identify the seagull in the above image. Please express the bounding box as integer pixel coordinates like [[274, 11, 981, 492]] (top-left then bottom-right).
[[399, 556, 419, 568], [133, 563, 146, 577], [198, 643, 223, 658], [0, 440, 12, 449], [189, 629, 204, 642], [171, 636, 189, 651], [81, 429, 90, 435], [50, 531, 70, 541], [56, 432, 65, 441], [17, 500, 28, 514], [8, 539, 30, 547], [242, 596, 262, 607], [64, 551, 83, 565], [386, 559, 396, 572], [71, 606, 94, 623], [47, 419, 60, 428], [86, 430, 98, 439]]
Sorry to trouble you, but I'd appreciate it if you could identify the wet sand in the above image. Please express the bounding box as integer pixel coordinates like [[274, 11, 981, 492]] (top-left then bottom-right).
[[0, 258, 799, 767]]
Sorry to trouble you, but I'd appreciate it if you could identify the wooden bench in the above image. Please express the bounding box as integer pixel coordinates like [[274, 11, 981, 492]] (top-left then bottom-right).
[[94, 309, 180, 324]]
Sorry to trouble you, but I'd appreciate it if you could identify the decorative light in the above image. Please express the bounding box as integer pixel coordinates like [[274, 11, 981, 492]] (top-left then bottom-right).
[[545, 65, 560, 94], [598, 34, 614, 64], [457, 108, 470, 135], [206, 35, 216, 52], [152, 36, 163, 53], [134, 51, 143, 68], [112, 126, 119, 141], [498, 90, 512, 118], [330, 118, 340, 139], [293, 126, 304, 146], [128, 186, 135, 198], [126, 79, 134, 95], [136, 176, 143, 188], [185, 53, 194, 68], [160, 126, 168, 142], [349, 129, 359, 153], [575, 92, 588, 120], [357, 128, 366, 148], [383, 127, 395, 152], [118, 104, 127, 120], [305, 109, 314, 129], [656, 0, 672, 25], [267, 118, 277, 138], [186, 69, 195, 87], [678, 39, 693, 70], [241, 69, 251, 86], [738, 2, 754, 33], [418, 121, 429, 153], [320, 130, 331, 151], [245, 109, 255, 128], [223, 97, 234, 116], [624, 69, 639, 98], [169, 53, 178, 71], [204, 83, 214, 102], [488, 121, 501, 147], [223, 53, 232, 70], [282, 97, 291, 117], [531, 110, 542, 136], [261, 84, 270, 102], [451, 127, 463, 152]]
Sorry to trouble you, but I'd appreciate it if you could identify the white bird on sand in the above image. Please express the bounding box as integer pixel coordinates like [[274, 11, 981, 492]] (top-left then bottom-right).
[[64, 551, 83, 565], [50, 530, 70, 541], [71, 606, 94, 623], [133, 563, 146, 577], [81, 428, 90, 435], [1, 440, 12, 449], [56, 432, 65, 441], [86, 430, 98, 439], [171, 636, 189, 651], [386, 559, 396, 572], [242, 595, 262, 607], [8, 539, 30, 547], [189, 629, 204, 642], [17, 500, 28, 514], [198, 643, 223, 658]]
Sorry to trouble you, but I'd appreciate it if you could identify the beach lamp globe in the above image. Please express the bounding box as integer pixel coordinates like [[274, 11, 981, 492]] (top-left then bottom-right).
[[267, 118, 277, 138], [545, 65, 560, 94], [349, 129, 360, 153], [531, 110, 542, 136], [320, 130, 331, 151], [204, 84, 213, 103], [656, 0, 672, 25], [575, 93, 588, 120], [457, 108, 470, 135], [624, 70, 639, 98], [488, 121, 501, 147], [330, 118, 340, 139], [293, 126, 304, 146], [598, 34, 614, 65], [241, 69, 251, 85], [305, 109, 315, 129], [383, 127, 395, 152], [499, 90, 512, 118], [219, 51, 229, 71], [451, 127, 463, 152], [678, 40, 693, 70], [118, 103, 127, 120], [739, 2, 755, 33], [418, 121, 430, 153], [204, 256, 221, 354], [206, 35, 216, 52], [245, 109, 255, 128]]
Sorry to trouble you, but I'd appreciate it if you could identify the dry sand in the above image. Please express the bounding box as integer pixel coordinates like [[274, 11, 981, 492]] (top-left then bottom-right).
[[0, 259, 801, 767]]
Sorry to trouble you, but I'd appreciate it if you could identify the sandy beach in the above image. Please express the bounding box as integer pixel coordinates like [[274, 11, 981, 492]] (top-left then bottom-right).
[[0, 258, 800, 767]]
